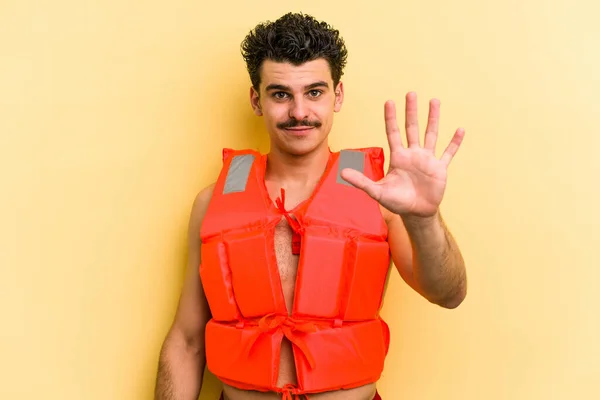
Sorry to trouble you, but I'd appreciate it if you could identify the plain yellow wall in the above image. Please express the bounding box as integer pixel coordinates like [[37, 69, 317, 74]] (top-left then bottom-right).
[[1, 0, 598, 399]]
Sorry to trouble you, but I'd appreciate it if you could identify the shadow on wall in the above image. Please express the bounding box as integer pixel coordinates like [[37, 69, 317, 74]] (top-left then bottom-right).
[[146, 49, 268, 399], [190, 49, 268, 169], [195, 50, 269, 400]]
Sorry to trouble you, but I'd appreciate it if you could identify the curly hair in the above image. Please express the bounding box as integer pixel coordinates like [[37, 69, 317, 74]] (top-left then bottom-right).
[[241, 12, 348, 91]]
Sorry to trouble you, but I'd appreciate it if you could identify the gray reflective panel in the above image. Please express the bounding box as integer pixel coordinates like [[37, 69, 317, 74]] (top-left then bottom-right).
[[336, 150, 365, 186], [223, 154, 255, 194]]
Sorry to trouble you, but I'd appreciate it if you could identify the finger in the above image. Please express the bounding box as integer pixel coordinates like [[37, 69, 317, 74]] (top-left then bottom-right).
[[340, 168, 383, 201], [424, 98, 440, 153], [404, 92, 420, 147], [384, 100, 404, 151], [440, 128, 466, 167]]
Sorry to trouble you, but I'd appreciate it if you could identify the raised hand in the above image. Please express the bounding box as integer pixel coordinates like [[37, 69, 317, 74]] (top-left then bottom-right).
[[341, 92, 465, 218]]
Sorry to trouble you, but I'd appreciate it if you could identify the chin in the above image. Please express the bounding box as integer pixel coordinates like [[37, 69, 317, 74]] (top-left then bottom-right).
[[282, 138, 328, 157]]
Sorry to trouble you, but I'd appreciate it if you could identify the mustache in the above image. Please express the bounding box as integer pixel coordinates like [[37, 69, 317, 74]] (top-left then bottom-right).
[[277, 118, 322, 129]]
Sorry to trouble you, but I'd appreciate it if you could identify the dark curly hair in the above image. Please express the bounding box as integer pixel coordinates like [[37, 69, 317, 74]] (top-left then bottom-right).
[[241, 12, 348, 91]]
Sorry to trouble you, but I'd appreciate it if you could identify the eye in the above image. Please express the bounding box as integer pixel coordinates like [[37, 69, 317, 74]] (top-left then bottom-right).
[[273, 92, 289, 100], [308, 89, 322, 98]]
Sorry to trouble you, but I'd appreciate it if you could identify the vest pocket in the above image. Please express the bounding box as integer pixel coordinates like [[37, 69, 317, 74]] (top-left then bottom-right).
[[205, 320, 278, 389], [343, 240, 390, 320], [226, 232, 285, 318], [200, 240, 240, 321], [296, 319, 386, 392], [293, 232, 346, 318]]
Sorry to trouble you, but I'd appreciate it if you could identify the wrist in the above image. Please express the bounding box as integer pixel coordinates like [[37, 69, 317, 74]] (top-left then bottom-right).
[[400, 209, 440, 230]]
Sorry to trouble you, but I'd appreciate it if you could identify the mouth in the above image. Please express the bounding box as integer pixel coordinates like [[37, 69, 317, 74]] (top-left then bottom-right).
[[283, 126, 315, 135], [285, 127, 314, 131]]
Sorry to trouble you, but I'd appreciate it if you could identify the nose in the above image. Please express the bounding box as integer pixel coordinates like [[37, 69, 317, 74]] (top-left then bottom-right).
[[288, 97, 309, 121]]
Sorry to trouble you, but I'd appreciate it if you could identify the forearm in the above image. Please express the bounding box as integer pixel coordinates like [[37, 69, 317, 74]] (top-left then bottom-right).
[[155, 329, 206, 400], [402, 211, 467, 308]]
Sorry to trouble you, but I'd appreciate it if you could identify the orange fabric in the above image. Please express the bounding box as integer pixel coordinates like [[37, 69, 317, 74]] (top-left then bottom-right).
[[220, 390, 382, 400], [200, 148, 392, 398]]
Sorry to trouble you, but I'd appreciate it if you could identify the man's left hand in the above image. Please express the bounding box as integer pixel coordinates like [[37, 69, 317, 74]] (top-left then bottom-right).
[[341, 92, 465, 218]]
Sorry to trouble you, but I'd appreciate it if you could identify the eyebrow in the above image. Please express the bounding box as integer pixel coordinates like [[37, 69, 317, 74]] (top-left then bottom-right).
[[265, 81, 330, 92]]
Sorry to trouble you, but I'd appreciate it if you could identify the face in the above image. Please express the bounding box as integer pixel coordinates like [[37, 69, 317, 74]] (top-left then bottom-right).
[[250, 58, 344, 156]]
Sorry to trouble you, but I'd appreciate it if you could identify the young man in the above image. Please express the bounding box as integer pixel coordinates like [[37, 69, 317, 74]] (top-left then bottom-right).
[[155, 12, 467, 400]]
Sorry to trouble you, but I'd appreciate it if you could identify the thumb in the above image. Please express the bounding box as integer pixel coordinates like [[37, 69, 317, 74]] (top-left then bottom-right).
[[340, 168, 382, 200]]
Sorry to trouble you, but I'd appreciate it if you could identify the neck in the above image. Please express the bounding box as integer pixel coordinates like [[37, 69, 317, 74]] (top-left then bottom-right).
[[265, 143, 331, 188]]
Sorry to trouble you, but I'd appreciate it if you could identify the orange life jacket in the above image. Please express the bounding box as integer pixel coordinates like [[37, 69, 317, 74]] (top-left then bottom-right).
[[199, 147, 392, 399]]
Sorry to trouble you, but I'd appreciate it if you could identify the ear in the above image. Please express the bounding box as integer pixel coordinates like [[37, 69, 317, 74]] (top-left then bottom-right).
[[334, 81, 344, 113], [250, 86, 262, 116]]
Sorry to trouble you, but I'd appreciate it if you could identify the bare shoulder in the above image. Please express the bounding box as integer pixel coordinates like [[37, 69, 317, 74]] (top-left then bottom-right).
[[378, 204, 409, 246], [190, 183, 216, 225], [379, 204, 393, 224], [379, 204, 415, 285], [379, 204, 402, 228], [169, 182, 217, 336], [379, 204, 410, 250], [194, 183, 216, 207]]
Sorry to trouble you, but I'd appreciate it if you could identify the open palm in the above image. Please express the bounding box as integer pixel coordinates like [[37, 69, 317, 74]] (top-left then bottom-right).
[[341, 92, 465, 217]]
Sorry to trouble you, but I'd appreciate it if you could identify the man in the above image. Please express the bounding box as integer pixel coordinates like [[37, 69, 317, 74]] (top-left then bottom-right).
[[155, 12, 467, 400]]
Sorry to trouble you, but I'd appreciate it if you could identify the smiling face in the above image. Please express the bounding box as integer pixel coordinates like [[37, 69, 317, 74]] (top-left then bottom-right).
[[250, 58, 344, 157]]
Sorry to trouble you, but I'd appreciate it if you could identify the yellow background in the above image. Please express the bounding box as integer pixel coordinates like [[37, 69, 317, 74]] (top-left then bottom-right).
[[1, 0, 598, 399]]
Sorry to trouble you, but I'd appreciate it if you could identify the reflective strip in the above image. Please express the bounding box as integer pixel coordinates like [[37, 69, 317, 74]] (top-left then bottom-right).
[[223, 154, 255, 194], [336, 150, 365, 186]]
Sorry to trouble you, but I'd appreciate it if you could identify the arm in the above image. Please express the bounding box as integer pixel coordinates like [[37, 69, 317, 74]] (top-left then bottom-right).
[[155, 184, 215, 400], [341, 93, 468, 309], [385, 207, 467, 309]]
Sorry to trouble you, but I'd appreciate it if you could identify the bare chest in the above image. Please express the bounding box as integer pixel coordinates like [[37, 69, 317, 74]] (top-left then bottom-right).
[[274, 218, 298, 287], [274, 218, 298, 313], [267, 186, 313, 313]]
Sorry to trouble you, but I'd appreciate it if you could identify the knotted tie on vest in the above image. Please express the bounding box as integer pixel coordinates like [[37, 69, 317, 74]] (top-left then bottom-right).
[[241, 313, 318, 369], [275, 188, 304, 255]]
